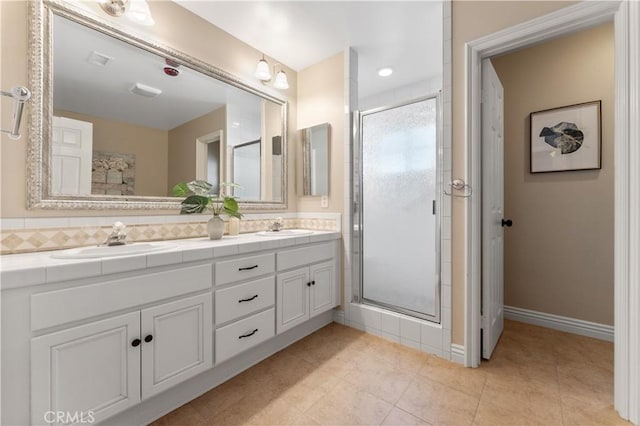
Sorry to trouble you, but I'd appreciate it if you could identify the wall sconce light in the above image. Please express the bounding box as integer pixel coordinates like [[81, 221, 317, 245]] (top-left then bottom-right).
[[254, 55, 289, 90], [98, 0, 155, 26]]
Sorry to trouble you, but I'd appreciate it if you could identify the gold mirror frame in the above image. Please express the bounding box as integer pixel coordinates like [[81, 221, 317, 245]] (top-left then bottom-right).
[[27, 0, 288, 210]]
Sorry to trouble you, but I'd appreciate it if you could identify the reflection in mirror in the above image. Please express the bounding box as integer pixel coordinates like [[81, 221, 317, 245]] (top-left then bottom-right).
[[300, 123, 330, 196], [39, 7, 286, 209]]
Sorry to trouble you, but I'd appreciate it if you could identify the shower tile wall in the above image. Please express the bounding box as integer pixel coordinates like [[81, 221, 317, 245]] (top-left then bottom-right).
[[342, 0, 454, 361]]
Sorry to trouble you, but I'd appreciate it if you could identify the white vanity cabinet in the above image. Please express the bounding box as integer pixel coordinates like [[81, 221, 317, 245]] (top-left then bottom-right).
[[28, 264, 213, 425], [1, 232, 341, 426], [31, 312, 141, 425], [214, 253, 276, 363], [276, 243, 337, 334]]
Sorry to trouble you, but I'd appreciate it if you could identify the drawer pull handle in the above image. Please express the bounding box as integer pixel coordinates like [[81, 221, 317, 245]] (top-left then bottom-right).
[[144, 334, 153, 343], [239, 294, 259, 303], [238, 265, 259, 271], [131, 338, 141, 347], [239, 329, 259, 339]]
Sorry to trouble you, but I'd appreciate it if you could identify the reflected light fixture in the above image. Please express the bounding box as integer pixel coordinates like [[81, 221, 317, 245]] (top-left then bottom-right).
[[254, 55, 289, 90], [378, 67, 393, 77], [98, 0, 155, 26]]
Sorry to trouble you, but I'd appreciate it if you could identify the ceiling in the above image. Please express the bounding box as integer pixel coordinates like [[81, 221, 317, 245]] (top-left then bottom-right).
[[173, 1, 443, 100]]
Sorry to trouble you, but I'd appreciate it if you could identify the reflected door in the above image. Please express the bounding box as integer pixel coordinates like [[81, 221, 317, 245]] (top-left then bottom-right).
[[360, 98, 439, 320], [52, 116, 93, 195]]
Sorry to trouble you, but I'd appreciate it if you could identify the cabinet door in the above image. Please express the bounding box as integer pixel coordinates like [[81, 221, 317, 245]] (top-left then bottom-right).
[[31, 312, 141, 425], [141, 293, 213, 399], [310, 261, 335, 317], [276, 268, 310, 334]]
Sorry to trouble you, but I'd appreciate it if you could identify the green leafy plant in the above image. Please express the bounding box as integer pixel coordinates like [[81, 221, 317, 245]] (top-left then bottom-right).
[[172, 180, 243, 218]]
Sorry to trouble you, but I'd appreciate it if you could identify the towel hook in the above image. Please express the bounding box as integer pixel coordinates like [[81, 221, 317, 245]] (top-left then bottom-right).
[[1, 86, 31, 140], [444, 179, 472, 198]]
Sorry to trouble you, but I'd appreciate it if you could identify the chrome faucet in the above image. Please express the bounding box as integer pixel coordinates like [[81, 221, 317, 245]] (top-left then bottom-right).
[[268, 217, 283, 232], [102, 221, 127, 246]]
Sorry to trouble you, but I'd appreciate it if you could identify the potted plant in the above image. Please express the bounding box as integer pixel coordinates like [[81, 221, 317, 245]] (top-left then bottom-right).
[[172, 180, 243, 240]]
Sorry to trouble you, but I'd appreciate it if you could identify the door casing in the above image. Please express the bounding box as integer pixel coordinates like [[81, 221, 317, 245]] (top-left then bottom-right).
[[464, 1, 639, 423]]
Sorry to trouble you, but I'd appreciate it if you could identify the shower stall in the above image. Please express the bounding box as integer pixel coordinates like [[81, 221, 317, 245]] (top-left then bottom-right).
[[354, 96, 441, 322]]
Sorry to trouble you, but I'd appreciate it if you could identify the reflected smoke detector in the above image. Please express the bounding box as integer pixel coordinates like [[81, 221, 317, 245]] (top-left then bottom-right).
[[129, 82, 162, 98]]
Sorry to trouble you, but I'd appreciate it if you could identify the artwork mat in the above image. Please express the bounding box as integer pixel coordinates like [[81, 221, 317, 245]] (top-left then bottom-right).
[[530, 100, 602, 173]]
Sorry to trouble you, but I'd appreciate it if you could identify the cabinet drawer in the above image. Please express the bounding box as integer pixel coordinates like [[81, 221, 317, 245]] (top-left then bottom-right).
[[277, 242, 334, 271], [215, 308, 275, 363], [215, 253, 275, 286], [215, 277, 275, 324]]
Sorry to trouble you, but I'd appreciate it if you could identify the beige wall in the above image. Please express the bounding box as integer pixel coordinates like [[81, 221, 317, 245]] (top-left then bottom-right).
[[296, 52, 345, 213], [491, 23, 614, 325], [0, 0, 297, 217], [451, 1, 578, 344], [56, 110, 169, 197], [168, 106, 226, 191]]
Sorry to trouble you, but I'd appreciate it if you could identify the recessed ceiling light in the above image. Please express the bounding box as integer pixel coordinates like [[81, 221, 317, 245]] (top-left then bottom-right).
[[378, 67, 393, 77]]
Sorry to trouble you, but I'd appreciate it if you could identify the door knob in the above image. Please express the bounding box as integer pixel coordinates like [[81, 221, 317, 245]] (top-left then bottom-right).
[[501, 219, 513, 227]]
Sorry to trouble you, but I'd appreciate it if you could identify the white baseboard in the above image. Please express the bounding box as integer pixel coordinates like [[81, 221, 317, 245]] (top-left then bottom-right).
[[333, 308, 345, 324], [451, 343, 465, 365], [504, 305, 614, 342]]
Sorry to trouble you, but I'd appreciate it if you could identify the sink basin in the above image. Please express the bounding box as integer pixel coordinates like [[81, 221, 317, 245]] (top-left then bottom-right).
[[256, 229, 314, 237], [51, 243, 176, 259]]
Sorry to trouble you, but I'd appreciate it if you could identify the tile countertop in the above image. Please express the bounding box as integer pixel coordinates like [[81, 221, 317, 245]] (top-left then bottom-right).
[[0, 231, 341, 291]]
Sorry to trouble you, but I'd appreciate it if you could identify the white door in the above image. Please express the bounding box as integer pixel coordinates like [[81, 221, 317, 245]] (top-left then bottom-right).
[[310, 261, 334, 317], [52, 116, 93, 195], [31, 312, 141, 425], [276, 268, 310, 334], [140, 293, 213, 399], [481, 59, 505, 359]]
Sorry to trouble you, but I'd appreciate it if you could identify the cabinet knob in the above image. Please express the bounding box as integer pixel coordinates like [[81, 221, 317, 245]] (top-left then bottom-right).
[[307, 282, 311, 287], [312, 280, 316, 285], [131, 338, 141, 347], [144, 335, 153, 343]]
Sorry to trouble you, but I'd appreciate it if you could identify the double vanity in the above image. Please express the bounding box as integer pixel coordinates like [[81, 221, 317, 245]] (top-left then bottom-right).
[[1, 230, 341, 425]]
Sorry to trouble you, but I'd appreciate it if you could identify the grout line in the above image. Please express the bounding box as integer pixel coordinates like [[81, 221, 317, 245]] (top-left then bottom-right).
[[471, 375, 488, 425]]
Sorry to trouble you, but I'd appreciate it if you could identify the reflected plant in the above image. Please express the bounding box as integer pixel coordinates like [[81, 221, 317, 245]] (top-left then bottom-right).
[[172, 180, 243, 218]]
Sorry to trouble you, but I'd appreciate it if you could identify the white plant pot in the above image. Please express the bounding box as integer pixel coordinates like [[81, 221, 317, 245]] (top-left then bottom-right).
[[207, 216, 225, 240]]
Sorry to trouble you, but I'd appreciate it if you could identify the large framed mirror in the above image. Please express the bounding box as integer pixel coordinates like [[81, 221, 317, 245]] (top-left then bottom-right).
[[27, 0, 288, 210]]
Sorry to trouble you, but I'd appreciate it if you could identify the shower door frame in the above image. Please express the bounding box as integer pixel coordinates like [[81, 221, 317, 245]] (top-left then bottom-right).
[[353, 94, 443, 323]]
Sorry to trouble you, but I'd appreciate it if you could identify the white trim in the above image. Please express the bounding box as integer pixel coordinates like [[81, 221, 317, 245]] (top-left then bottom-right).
[[504, 306, 614, 342], [464, 1, 638, 422], [332, 308, 345, 325], [451, 343, 465, 365], [195, 130, 223, 182]]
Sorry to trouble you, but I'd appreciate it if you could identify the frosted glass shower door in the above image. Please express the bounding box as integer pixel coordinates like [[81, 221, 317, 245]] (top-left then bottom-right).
[[360, 98, 439, 320]]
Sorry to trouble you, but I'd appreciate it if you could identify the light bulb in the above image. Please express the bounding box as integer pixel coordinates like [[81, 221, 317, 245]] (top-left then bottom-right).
[[273, 70, 289, 90], [254, 59, 272, 81]]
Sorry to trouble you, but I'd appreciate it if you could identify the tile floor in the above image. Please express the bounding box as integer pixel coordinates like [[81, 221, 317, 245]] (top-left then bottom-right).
[[152, 320, 629, 425]]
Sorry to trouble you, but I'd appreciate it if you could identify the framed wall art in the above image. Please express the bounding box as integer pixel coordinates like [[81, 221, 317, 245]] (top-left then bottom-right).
[[530, 100, 602, 173]]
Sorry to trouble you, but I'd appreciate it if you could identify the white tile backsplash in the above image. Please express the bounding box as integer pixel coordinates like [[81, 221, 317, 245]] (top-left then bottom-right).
[[102, 255, 147, 275], [147, 250, 183, 268], [442, 284, 452, 308], [380, 312, 401, 336], [442, 307, 452, 330], [421, 322, 443, 349], [400, 317, 421, 342], [46, 260, 102, 283]]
